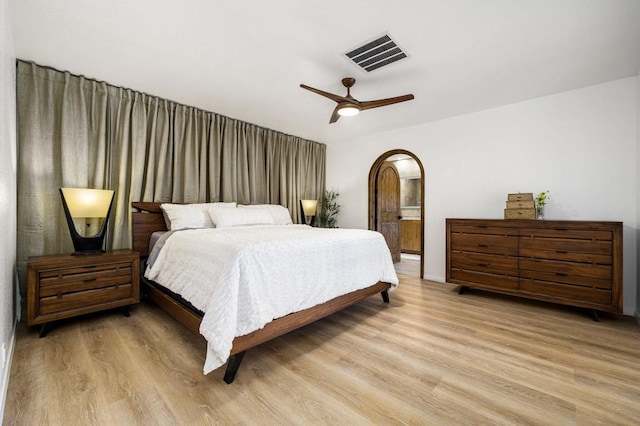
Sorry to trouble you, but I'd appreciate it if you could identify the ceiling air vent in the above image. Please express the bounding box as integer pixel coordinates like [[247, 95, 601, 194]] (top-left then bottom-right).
[[345, 33, 408, 72]]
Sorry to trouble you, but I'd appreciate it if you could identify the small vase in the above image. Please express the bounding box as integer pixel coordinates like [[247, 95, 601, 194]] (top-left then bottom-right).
[[536, 206, 544, 220]]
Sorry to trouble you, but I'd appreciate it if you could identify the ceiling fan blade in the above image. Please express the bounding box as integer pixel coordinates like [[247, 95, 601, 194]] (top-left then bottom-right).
[[300, 84, 347, 103], [359, 94, 415, 111], [329, 106, 341, 123]]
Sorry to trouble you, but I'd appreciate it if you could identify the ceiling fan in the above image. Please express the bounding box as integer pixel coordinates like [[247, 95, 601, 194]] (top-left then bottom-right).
[[300, 77, 414, 123]]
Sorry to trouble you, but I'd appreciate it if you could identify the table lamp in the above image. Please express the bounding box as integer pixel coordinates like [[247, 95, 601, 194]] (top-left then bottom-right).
[[300, 199, 318, 226], [59, 188, 115, 255]]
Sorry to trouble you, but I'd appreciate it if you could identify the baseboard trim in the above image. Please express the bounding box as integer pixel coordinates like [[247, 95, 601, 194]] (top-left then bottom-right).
[[635, 311, 640, 326], [0, 319, 17, 423], [424, 274, 445, 283]]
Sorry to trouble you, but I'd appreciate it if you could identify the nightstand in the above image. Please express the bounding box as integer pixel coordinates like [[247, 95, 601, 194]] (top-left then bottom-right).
[[27, 249, 140, 337]]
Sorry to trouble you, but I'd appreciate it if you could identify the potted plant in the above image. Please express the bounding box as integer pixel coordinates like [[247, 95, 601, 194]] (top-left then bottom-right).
[[535, 190, 550, 219], [316, 190, 340, 228]]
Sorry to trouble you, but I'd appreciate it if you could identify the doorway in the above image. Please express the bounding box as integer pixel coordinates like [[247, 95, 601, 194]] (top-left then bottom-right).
[[369, 150, 425, 279]]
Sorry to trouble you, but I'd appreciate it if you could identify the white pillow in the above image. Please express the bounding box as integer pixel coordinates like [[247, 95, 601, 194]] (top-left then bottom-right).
[[239, 204, 293, 225], [209, 206, 275, 228], [161, 202, 236, 230]]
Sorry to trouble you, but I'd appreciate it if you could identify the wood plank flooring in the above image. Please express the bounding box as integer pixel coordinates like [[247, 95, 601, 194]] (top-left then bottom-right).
[[4, 275, 640, 425], [394, 254, 420, 277]]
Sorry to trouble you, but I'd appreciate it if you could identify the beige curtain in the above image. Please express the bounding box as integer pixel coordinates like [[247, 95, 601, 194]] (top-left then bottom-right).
[[16, 60, 325, 290]]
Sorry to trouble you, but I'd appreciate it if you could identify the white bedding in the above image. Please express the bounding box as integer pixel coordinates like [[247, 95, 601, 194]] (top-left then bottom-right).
[[144, 225, 398, 374]]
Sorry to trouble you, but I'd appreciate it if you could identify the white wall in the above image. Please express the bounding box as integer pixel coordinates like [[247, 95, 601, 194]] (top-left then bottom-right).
[[0, 0, 16, 416], [637, 69, 640, 322], [327, 77, 638, 315]]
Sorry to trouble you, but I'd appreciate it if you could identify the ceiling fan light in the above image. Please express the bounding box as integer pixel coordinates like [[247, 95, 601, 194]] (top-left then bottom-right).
[[337, 105, 360, 117]]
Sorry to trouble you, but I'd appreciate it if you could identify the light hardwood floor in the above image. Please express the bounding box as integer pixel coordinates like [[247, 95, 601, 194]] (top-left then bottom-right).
[[395, 254, 420, 277], [4, 275, 640, 425]]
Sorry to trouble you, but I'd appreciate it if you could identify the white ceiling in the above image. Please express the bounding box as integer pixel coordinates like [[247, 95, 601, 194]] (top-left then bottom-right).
[[9, 0, 640, 144]]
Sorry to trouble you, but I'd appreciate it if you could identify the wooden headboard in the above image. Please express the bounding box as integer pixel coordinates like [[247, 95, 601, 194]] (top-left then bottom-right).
[[132, 202, 167, 257]]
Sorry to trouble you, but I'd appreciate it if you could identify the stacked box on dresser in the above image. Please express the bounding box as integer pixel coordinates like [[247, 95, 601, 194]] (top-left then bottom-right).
[[504, 193, 535, 219]]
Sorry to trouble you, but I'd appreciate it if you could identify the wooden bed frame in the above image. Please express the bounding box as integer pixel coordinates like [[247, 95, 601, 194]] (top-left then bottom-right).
[[131, 202, 391, 383]]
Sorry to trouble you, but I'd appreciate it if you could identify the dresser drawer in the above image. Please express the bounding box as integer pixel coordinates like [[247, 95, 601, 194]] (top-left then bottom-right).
[[519, 258, 612, 281], [518, 228, 612, 241], [519, 278, 612, 305], [519, 236, 611, 256], [519, 228, 612, 253], [450, 252, 518, 276], [450, 233, 518, 256], [519, 255, 612, 288], [451, 225, 519, 237], [519, 268, 612, 290], [449, 269, 518, 290], [518, 246, 611, 264]]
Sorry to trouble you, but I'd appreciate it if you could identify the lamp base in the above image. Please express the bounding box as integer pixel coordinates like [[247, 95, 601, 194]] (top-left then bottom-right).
[[59, 187, 114, 258], [70, 236, 107, 255]]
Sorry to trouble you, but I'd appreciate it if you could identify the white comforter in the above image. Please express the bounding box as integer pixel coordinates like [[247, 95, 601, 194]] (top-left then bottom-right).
[[145, 225, 398, 374]]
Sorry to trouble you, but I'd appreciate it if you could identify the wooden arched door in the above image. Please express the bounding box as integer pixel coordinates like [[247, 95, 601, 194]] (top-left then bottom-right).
[[369, 149, 425, 278], [375, 161, 401, 263]]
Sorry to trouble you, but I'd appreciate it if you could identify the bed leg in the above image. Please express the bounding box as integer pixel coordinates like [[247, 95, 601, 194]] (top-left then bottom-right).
[[381, 290, 390, 303], [223, 351, 246, 384]]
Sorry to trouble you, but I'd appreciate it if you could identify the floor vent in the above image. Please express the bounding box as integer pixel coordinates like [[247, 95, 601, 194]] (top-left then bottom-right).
[[345, 33, 408, 72]]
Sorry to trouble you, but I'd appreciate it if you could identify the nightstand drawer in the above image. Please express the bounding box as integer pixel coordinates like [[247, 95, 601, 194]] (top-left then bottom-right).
[[39, 283, 134, 315], [39, 272, 132, 297], [38, 261, 133, 287]]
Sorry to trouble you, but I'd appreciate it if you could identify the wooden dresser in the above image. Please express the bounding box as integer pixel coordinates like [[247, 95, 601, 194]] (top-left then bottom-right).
[[27, 249, 140, 336], [446, 219, 622, 315]]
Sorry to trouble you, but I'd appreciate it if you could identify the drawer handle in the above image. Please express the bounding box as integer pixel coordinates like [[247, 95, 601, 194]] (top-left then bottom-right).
[[555, 228, 568, 231], [478, 263, 488, 267], [555, 250, 568, 254], [478, 244, 488, 248], [83, 278, 97, 283], [555, 272, 568, 277]]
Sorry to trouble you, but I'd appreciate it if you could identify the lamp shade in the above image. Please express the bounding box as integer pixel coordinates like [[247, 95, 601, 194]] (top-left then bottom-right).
[[60, 188, 115, 218], [300, 199, 318, 216], [60, 188, 115, 254]]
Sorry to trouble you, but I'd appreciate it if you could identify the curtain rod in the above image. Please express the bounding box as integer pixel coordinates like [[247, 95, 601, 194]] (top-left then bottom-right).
[[16, 59, 324, 147]]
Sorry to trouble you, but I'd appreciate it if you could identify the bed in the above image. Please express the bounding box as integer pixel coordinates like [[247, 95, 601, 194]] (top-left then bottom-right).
[[131, 201, 398, 383]]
